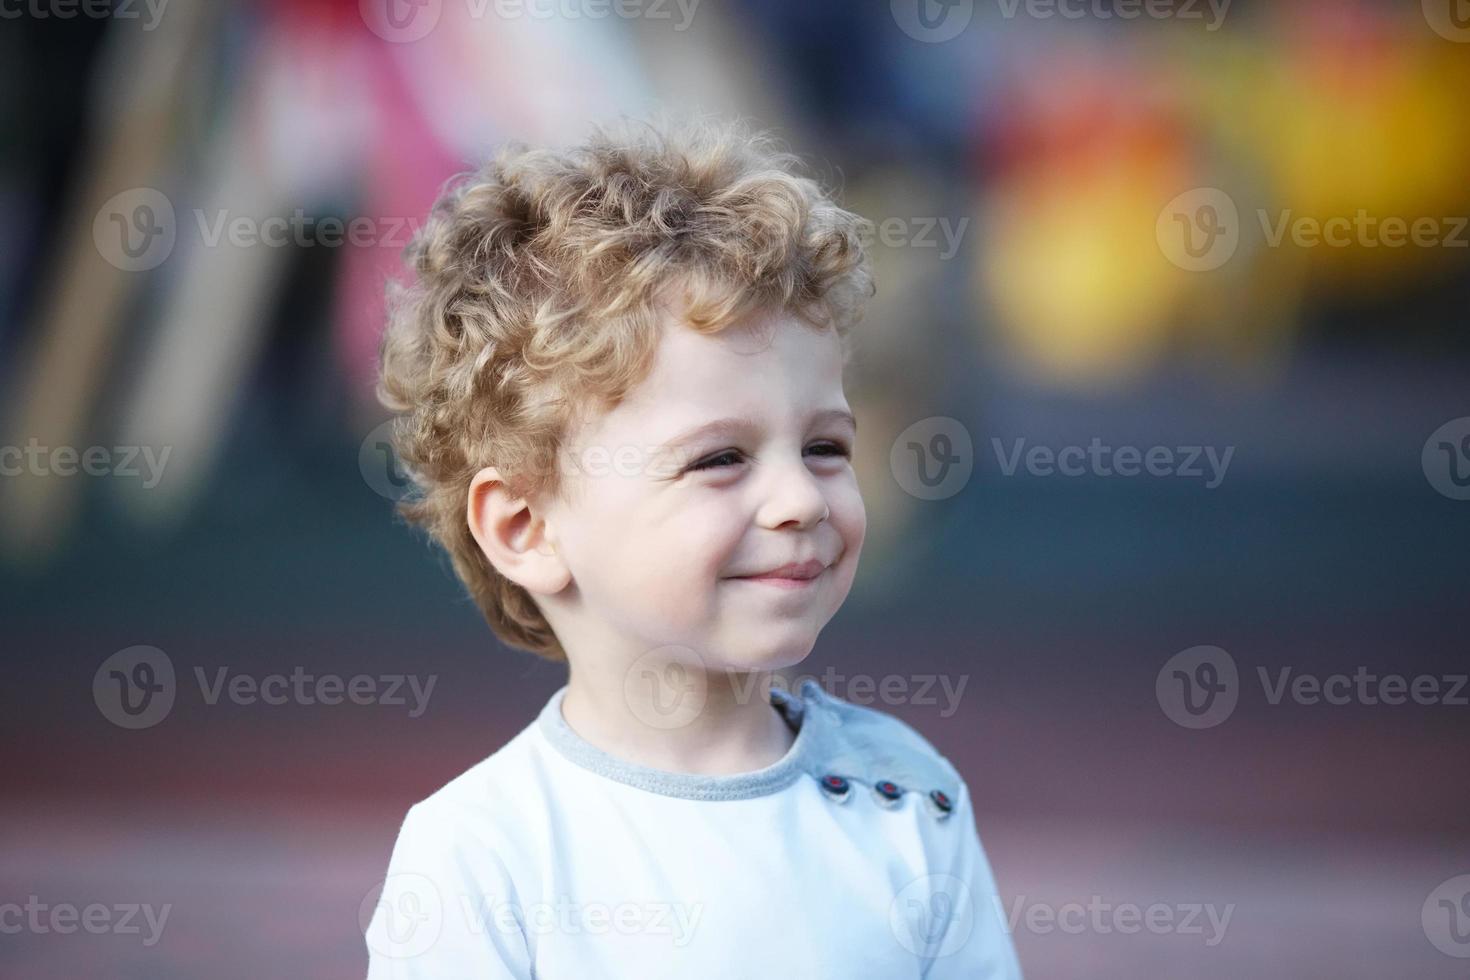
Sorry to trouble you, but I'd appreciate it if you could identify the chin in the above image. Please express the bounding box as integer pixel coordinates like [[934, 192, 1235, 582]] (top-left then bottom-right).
[[713, 631, 817, 675]]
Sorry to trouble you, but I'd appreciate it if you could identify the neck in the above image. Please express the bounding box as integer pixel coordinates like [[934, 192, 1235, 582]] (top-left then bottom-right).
[[560, 660, 796, 776]]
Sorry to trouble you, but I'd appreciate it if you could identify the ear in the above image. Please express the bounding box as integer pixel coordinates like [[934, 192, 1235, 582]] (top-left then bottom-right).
[[466, 466, 572, 596]]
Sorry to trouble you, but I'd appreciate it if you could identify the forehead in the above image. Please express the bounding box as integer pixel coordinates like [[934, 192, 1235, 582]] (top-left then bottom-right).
[[597, 310, 848, 438]]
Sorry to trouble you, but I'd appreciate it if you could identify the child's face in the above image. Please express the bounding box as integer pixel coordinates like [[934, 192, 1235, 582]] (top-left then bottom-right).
[[541, 306, 865, 675]]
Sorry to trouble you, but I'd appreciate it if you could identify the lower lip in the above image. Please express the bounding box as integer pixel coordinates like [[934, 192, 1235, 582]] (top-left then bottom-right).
[[732, 571, 823, 590]]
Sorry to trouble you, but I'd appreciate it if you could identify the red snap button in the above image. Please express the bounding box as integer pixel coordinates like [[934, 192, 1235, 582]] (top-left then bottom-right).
[[873, 780, 904, 805], [819, 774, 852, 802]]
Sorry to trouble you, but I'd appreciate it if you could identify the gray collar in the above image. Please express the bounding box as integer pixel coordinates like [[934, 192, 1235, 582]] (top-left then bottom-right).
[[535, 679, 823, 801]]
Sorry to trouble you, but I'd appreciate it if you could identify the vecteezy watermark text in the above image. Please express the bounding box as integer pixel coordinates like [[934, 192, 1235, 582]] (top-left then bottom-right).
[[1158, 187, 1470, 272], [0, 440, 171, 489], [359, 0, 702, 43], [996, 894, 1233, 946], [194, 666, 437, 717], [1157, 645, 1469, 729], [463, 896, 703, 946], [0, 897, 171, 947], [993, 0, 1230, 29], [94, 189, 434, 272], [991, 437, 1234, 488], [615, 647, 971, 732], [848, 215, 970, 261], [0, 0, 169, 29], [737, 668, 970, 717], [891, 0, 1230, 44], [362, 874, 703, 959], [93, 646, 437, 729]]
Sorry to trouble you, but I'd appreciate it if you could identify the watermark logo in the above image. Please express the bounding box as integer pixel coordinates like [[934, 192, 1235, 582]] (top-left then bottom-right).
[[93, 188, 175, 272], [362, 873, 444, 959], [1423, 0, 1470, 42], [464, 896, 703, 944], [891, 417, 974, 501], [93, 646, 176, 730], [1160, 649, 1467, 729], [1156, 645, 1238, 729], [1161, 188, 1470, 271], [361, 420, 414, 501], [622, 646, 709, 730], [1422, 417, 1470, 501], [891, 874, 975, 958], [360, 0, 442, 41], [1157, 188, 1239, 272], [94, 192, 432, 271], [891, 0, 974, 43], [1423, 875, 1470, 957], [92, 647, 437, 728], [362, 877, 703, 950]]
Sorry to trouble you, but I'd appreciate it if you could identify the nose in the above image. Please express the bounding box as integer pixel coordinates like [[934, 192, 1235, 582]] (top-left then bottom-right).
[[754, 451, 830, 531]]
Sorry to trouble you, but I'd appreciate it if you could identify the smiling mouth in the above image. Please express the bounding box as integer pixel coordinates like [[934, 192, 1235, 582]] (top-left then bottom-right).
[[730, 568, 826, 590]]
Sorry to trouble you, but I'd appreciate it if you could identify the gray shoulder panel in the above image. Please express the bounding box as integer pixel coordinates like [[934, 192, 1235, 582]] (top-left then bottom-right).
[[791, 678, 963, 813]]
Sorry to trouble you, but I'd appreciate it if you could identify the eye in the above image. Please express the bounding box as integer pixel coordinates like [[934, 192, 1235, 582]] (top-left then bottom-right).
[[807, 440, 851, 459], [684, 440, 851, 474], [687, 449, 746, 472]]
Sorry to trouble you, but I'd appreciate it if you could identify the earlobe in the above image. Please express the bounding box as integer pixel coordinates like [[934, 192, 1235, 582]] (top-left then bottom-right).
[[466, 467, 571, 595]]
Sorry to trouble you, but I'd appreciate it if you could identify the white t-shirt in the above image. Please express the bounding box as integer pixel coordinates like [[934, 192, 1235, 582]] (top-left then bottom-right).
[[364, 678, 1022, 979]]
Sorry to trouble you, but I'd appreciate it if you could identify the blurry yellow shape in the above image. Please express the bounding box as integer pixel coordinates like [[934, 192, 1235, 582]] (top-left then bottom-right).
[[980, 164, 1187, 386], [1218, 29, 1470, 286]]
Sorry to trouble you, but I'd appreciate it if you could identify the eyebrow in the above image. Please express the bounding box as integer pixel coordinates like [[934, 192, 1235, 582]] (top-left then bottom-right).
[[659, 409, 857, 449]]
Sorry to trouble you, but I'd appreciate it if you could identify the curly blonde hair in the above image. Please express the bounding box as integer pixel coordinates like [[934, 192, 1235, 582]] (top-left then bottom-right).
[[375, 115, 874, 661]]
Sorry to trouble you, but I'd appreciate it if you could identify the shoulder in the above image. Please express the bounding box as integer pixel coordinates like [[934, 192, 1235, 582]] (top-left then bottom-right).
[[394, 721, 547, 854], [789, 679, 965, 818]]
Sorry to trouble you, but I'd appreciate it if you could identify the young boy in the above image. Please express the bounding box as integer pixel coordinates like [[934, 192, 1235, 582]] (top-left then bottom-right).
[[364, 116, 1022, 979]]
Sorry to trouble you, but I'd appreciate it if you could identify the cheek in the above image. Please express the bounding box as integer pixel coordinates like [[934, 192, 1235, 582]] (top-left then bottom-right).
[[830, 477, 867, 558], [822, 482, 865, 606], [657, 502, 747, 579], [575, 496, 743, 625]]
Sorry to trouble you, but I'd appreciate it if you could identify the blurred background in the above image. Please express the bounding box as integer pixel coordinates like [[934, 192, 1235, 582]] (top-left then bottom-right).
[[2, 0, 1468, 976]]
